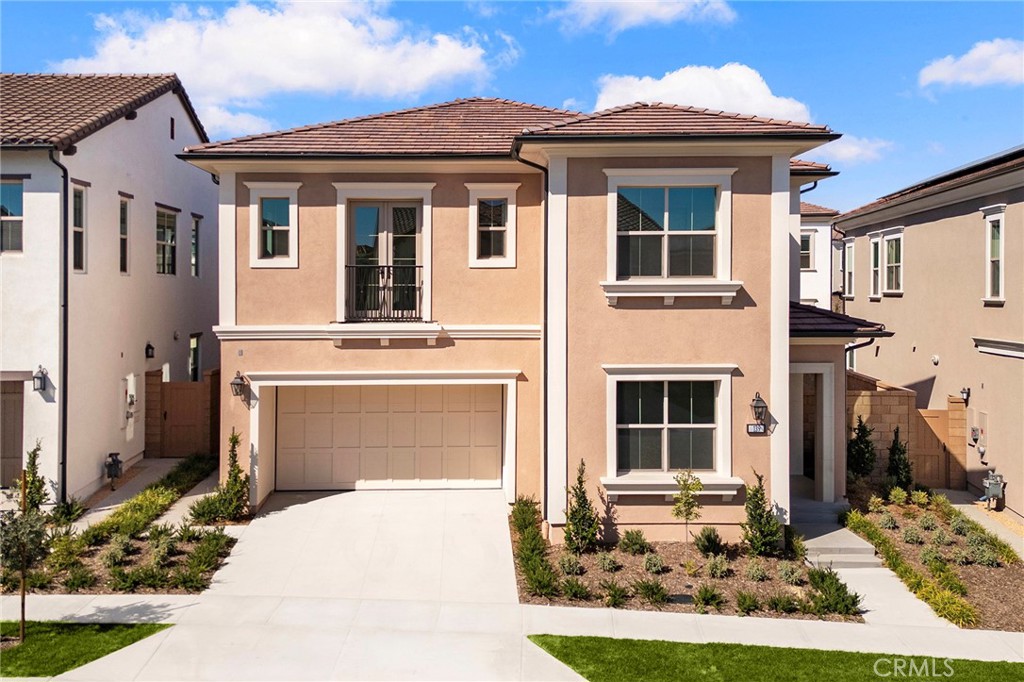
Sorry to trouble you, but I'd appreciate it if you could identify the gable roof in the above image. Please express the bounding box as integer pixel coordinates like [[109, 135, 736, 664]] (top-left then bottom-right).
[[517, 102, 838, 141], [837, 145, 1024, 223], [789, 302, 892, 338], [184, 98, 578, 158], [1, 73, 207, 150], [800, 201, 839, 217]]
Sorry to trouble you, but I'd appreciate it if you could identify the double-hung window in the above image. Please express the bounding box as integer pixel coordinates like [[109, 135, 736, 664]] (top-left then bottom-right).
[[869, 237, 881, 298], [119, 198, 130, 274], [799, 232, 814, 270], [247, 182, 301, 268], [190, 215, 201, 277], [884, 234, 903, 293], [156, 209, 177, 275], [188, 333, 201, 382], [616, 380, 717, 473], [982, 205, 1006, 302], [467, 183, 518, 268], [72, 186, 86, 271], [843, 240, 855, 298], [0, 180, 23, 252]]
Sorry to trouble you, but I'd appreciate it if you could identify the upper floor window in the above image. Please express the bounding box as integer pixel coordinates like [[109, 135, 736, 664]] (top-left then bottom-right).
[[156, 209, 177, 275], [72, 186, 86, 271], [982, 204, 1006, 302], [869, 236, 881, 298], [843, 240, 855, 298], [799, 231, 814, 270], [0, 180, 23, 252], [188, 333, 201, 382], [884, 234, 903, 293], [246, 182, 301, 268], [191, 215, 201, 277], [119, 198, 130, 274], [466, 183, 519, 269]]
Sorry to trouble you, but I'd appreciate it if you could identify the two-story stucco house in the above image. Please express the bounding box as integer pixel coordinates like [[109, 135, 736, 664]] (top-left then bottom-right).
[[798, 201, 841, 310], [0, 74, 219, 501], [183, 98, 889, 540], [836, 146, 1023, 519]]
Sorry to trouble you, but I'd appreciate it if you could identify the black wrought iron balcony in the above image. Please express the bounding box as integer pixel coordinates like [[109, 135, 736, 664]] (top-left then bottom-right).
[[345, 264, 423, 321]]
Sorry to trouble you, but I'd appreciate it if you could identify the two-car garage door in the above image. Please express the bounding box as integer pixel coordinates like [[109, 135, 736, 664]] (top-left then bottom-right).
[[276, 385, 504, 490]]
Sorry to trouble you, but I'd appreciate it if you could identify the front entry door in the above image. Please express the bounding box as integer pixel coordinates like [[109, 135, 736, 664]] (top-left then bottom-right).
[[350, 202, 421, 320]]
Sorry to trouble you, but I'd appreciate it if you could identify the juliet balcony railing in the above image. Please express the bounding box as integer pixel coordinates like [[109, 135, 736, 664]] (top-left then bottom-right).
[[345, 264, 423, 322]]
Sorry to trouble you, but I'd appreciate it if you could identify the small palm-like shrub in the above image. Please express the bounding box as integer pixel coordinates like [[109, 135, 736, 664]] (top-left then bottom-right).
[[766, 592, 801, 613], [683, 560, 700, 577], [736, 590, 760, 615], [693, 526, 724, 558], [618, 529, 653, 556], [744, 558, 769, 582], [50, 496, 86, 524], [597, 552, 620, 573], [643, 553, 665, 575], [706, 554, 730, 579], [694, 584, 726, 613], [561, 577, 592, 601], [910, 490, 929, 507], [778, 561, 804, 586], [177, 522, 203, 543], [632, 578, 669, 606], [867, 495, 886, 513], [558, 553, 584, 576], [601, 579, 629, 608]]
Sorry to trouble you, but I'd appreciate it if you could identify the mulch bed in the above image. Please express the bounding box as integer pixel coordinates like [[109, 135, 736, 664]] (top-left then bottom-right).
[[857, 503, 1024, 632]]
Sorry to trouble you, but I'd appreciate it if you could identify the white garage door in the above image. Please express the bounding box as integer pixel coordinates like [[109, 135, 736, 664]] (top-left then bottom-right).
[[276, 385, 504, 490]]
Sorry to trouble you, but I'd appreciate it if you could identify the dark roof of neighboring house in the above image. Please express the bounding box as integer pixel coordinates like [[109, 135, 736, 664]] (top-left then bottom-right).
[[183, 97, 838, 158], [790, 302, 893, 338], [837, 145, 1024, 223], [0, 73, 208, 150], [800, 201, 839, 217], [518, 102, 837, 141]]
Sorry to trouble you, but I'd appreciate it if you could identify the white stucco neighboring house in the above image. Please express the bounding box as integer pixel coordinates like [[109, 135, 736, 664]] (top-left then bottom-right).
[[0, 73, 219, 501], [799, 201, 841, 309]]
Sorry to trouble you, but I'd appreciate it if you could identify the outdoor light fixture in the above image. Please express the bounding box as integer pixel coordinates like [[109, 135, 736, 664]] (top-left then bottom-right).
[[960, 387, 971, 405], [145, 342, 155, 359], [230, 371, 248, 398], [751, 392, 769, 425], [32, 366, 48, 392]]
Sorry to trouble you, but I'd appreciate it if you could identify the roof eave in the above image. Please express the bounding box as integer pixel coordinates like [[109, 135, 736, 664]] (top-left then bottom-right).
[[516, 132, 841, 144], [790, 330, 894, 339]]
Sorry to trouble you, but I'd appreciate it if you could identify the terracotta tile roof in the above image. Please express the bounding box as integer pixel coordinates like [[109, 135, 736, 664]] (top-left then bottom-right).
[[184, 98, 579, 157], [790, 302, 892, 338], [800, 201, 839, 217], [518, 102, 837, 139], [790, 158, 832, 171], [1, 73, 207, 150], [838, 145, 1024, 223]]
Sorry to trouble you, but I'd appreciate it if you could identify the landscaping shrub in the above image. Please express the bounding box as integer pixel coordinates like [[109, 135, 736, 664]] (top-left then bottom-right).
[[671, 470, 703, 543], [694, 584, 725, 614], [632, 578, 669, 607], [847, 416, 876, 479], [189, 433, 249, 525], [24, 570, 52, 590], [693, 526, 724, 558], [778, 561, 804, 586], [971, 546, 1001, 568], [176, 523, 203, 543], [932, 529, 953, 547], [806, 567, 861, 616], [600, 580, 629, 608], [879, 512, 898, 530], [886, 427, 913, 491], [784, 526, 807, 561], [910, 490, 929, 508], [563, 460, 600, 555], [510, 496, 541, 537], [706, 554, 729, 579], [101, 535, 133, 569], [766, 592, 801, 614], [736, 590, 760, 615], [887, 487, 907, 506], [919, 546, 943, 566], [950, 548, 973, 566], [63, 565, 96, 593], [522, 556, 560, 598], [741, 471, 781, 557], [682, 560, 700, 577], [14, 441, 50, 512], [927, 560, 967, 596], [170, 567, 209, 592], [50, 497, 86, 525], [184, 528, 233, 575], [643, 553, 665, 575], [596, 552, 620, 573], [618, 529, 653, 556], [148, 523, 176, 543], [558, 553, 583, 576], [931, 495, 1018, 564], [901, 527, 924, 545], [515, 526, 547, 567], [922, 585, 980, 627], [919, 513, 938, 531], [561, 577, 591, 601], [867, 495, 886, 514], [744, 558, 769, 582], [46, 534, 84, 573], [950, 515, 970, 536]]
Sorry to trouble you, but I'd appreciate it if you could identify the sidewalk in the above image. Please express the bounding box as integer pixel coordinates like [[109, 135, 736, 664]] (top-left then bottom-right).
[[937, 488, 1024, 559]]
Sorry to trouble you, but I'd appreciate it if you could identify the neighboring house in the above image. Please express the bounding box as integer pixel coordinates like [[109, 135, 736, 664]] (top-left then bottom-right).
[[836, 146, 1023, 519], [183, 98, 889, 540], [0, 74, 219, 501], [798, 200, 840, 309]]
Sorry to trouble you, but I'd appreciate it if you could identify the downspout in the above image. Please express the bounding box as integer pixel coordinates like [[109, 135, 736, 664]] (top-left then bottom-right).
[[799, 181, 818, 194], [510, 140, 550, 517], [846, 337, 877, 353], [48, 148, 69, 504]]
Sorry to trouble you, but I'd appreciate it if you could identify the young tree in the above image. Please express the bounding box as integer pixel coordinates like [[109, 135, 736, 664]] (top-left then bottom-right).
[[222, 428, 250, 520], [886, 426, 913, 491], [14, 440, 49, 512], [847, 416, 877, 480], [0, 510, 48, 642], [741, 471, 783, 557], [671, 470, 703, 544], [563, 460, 600, 555]]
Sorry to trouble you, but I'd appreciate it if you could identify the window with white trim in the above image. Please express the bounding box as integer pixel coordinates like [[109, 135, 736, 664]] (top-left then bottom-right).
[[843, 240, 854, 298], [247, 182, 301, 268], [799, 231, 814, 271], [119, 198, 129, 274], [0, 180, 23, 252], [72, 186, 86, 272], [156, 209, 176, 275], [616, 380, 717, 472], [188, 333, 201, 382], [884, 233, 902, 293], [869, 237, 881, 298], [466, 183, 518, 268], [846, 349, 856, 370], [983, 205, 1005, 301], [190, 216, 200, 277]]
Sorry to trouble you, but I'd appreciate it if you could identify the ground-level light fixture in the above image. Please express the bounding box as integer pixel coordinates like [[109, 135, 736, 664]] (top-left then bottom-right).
[[960, 387, 971, 405], [145, 342, 155, 359], [32, 366, 48, 392], [750, 392, 768, 425], [230, 371, 248, 398]]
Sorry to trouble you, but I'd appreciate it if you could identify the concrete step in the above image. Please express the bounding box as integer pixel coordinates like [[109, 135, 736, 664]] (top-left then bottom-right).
[[807, 553, 883, 569], [796, 523, 877, 556]]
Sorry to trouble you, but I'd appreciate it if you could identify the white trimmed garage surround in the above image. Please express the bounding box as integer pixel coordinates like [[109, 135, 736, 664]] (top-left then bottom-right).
[[245, 371, 519, 502]]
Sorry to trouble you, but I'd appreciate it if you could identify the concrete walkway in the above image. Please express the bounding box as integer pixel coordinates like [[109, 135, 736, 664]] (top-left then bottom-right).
[[71, 459, 181, 532], [155, 472, 219, 527], [937, 488, 1024, 559]]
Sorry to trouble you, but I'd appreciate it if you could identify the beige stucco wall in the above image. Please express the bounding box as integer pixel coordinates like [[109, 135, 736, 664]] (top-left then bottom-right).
[[843, 188, 1023, 517], [562, 156, 776, 541]]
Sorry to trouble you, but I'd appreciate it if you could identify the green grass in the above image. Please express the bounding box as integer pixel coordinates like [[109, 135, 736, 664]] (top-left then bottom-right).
[[529, 635, 1022, 682], [0, 621, 170, 678]]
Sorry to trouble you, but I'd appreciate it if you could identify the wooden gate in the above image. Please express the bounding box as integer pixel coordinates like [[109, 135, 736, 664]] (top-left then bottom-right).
[[911, 409, 950, 489], [1, 382, 25, 487], [145, 369, 219, 457]]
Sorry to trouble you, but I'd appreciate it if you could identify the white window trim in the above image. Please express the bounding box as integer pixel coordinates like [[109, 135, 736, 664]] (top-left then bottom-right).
[[800, 230, 815, 271], [334, 183, 436, 322], [868, 236, 881, 299], [466, 183, 519, 268], [843, 239, 855, 299], [981, 204, 1006, 303], [72, 185, 87, 273], [191, 215, 201, 277], [882, 231, 904, 294], [119, 198, 131, 275], [1, 179, 25, 254], [601, 168, 741, 306], [246, 182, 302, 269], [600, 364, 742, 500], [156, 208, 179, 276]]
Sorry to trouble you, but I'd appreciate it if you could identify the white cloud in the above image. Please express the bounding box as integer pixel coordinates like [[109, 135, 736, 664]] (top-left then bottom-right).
[[594, 63, 811, 121], [919, 38, 1024, 88], [815, 136, 893, 165], [55, 2, 492, 137], [561, 97, 585, 111], [553, 0, 736, 34]]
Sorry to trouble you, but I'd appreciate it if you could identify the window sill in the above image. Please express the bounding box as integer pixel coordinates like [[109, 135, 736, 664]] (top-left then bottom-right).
[[468, 259, 516, 269], [982, 297, 1005, 307], [600, 279, 743, 306], [842, 295, 854, 301], [326, 321, 442, 347], [882, 291, 903, 298], [600, 474, 745, 502], [252, 258, 298, 269]]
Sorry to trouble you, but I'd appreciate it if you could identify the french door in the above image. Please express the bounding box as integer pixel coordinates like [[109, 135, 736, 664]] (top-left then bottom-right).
[[349, 202, 422, 320]]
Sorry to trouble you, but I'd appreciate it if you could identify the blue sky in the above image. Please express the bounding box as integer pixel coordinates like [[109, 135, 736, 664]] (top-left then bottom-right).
[[2, 1, 1022, 211]]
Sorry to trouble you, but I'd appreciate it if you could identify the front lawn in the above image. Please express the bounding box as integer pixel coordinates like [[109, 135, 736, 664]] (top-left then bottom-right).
[[529, 635, 1022, 682], [0, 621, 170, 678]]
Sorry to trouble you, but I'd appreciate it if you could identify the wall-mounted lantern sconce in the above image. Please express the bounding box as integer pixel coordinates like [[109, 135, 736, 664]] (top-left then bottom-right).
[[960, 387, 971, 406], [145, 343, 155, 359], [230, 371, 248, 398], [32, 366, 48, 392], [750, 392, 768, 425]]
